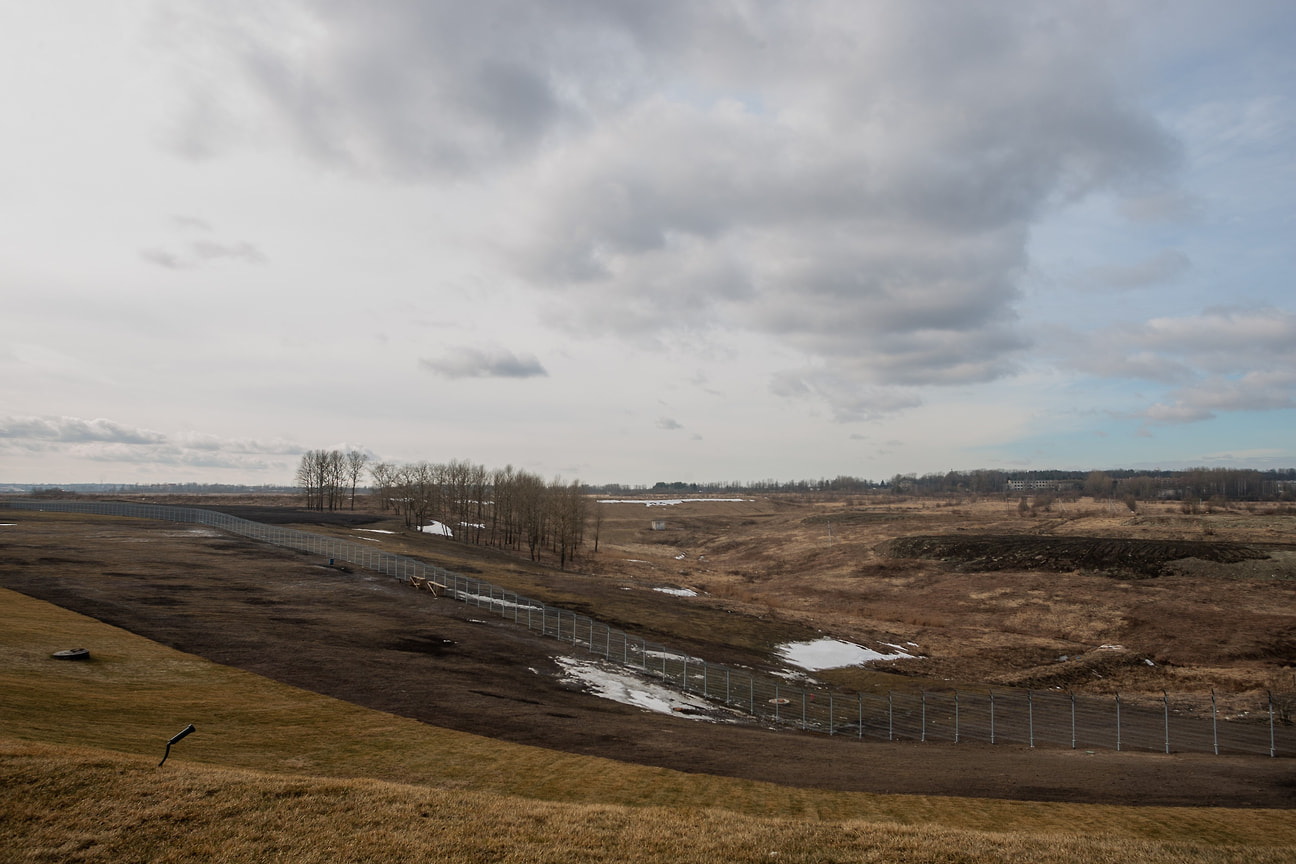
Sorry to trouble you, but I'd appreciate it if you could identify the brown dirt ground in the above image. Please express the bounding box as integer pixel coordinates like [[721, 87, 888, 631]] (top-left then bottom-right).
[[1, 506, 1294, 808]]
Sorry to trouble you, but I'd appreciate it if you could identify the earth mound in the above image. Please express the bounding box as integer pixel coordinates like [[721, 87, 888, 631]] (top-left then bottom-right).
[[879, 534, 1271, 578]]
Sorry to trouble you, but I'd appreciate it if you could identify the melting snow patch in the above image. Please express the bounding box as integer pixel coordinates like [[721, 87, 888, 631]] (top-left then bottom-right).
[[419, 522, 454, 537], [454, 591, 545, 612], [555, 657, 732, 721], [775, 639, 916, 671], [357, 528, 395, 535], [654, 587, 697, 597]]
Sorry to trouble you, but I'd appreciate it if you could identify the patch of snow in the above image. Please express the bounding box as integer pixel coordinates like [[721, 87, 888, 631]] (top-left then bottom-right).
[[775, 638, 916, 671], [454, 591, 545, 613], [419, 521, 454, 537], [654, 587, 697, 597], [354, 536, 380, 542], [555, 657, 733, 722], [674, 553, 686, 560], [626, 559, 648, 564], [1098, 644, 1126, 651], [1144, 658, 1155, 666], [357, 528, 395, 535], [0, 523, 15, 527], [643, 648, 702, 663]]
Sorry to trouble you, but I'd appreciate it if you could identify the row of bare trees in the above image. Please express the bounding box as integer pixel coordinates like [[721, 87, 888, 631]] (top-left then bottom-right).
[[368, 460, 592, 569], [294, 449, 370, 511]]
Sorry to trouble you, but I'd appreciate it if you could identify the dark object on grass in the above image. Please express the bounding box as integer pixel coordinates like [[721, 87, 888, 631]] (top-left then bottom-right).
[[52, 648, 90, 661], [158, 724, 196, 767]]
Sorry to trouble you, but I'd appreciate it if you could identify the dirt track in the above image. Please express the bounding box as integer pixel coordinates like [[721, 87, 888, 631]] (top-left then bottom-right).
[[2, 510, 1294, 808]]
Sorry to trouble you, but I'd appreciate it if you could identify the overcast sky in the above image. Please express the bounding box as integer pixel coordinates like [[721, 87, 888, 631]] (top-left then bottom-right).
[[2, 1, 1293, 486]]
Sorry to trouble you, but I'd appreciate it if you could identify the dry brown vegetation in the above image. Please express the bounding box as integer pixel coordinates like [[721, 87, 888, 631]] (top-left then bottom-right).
[[580, 494, 1296, 709]]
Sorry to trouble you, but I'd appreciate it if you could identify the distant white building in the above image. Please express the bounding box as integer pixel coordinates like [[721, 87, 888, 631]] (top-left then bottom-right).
[[1006, 479, 1064, 493]]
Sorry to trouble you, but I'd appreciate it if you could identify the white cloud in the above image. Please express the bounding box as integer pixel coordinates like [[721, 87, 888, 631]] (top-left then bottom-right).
[[1072, 249, 1191, 292], [0, 416, 305, 472], [420, 347, 548, 380], [157, 2, 1177, 421], [0, 416, 166, 445], [1058, 308, 1296, 424], [141, 240, 268, 269]]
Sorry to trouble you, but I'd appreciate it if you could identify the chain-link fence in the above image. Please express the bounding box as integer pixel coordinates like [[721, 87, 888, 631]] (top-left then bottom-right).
[[5, 498, 1293, 757]]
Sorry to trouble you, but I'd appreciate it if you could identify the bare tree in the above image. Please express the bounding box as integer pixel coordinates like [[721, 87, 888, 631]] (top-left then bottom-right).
[[369, 462, 398, 512], [591, 500, 605, 553], [344, 450, 370, 510]]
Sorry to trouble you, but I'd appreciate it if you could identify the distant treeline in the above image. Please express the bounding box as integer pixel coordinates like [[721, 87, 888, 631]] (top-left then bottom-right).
[[593, 468, 1296, 501]]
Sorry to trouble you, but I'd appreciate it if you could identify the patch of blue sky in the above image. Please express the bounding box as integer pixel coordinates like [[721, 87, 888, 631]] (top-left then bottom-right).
[[981, 406, 1296, 472]]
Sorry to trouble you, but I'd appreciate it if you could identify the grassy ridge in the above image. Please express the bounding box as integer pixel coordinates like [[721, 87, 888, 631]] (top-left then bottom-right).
[[3, 588, 1295, 862], [7, 742, 1295, 864]]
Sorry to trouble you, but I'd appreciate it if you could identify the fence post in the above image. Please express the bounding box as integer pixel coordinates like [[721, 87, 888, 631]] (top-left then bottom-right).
[[921, 690, 926, 742], [1211, 688, 1218, 756], [1116, 693, 1122, 752], [750, 675, 755, 716], [888, 692, 893, 741], [775, 684, 781, 722], [1028, 689, 1034, 748], [1164, 690, 1170, 754], [954, 689, 959, 743], [990, 689, 995, 745], [683, 658, 688, 693], [802, 690, 807, 730], [726, 668, 731, 705], [1270, 691, 1277, 758], [1071, 691, 1076, 749], [829, 693, 834, 735], [858, 693, 863, 740]]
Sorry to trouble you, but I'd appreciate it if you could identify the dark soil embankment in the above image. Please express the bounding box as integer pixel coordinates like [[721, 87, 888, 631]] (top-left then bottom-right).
[[879, 534, 1273, 578]]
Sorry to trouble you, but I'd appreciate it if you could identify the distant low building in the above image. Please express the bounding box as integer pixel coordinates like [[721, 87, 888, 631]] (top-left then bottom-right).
[[1006, 479, 1074, 493]]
